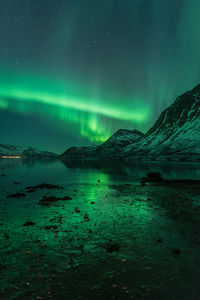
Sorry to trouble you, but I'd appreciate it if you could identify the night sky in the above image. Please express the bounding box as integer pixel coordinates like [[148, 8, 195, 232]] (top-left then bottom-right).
[[0, 0, 200, 153]]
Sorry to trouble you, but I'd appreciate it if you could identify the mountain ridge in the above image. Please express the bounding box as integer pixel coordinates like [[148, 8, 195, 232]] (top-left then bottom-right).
[[61, 129, 144, 159], [61, 83, 200, 161], [0, 144, 58, 158], [126, 83, 200, 156], [2, 83, 200, 161]]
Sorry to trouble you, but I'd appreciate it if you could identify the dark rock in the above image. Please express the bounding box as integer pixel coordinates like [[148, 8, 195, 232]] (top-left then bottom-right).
[[39, 195, 72, 205], [141, 177, 146, 184], [172, 248, 181, 255], [106, 243, 120, 253], [23, 221, 36, 226], [44, 225, 58, 230], [62, 196, 72, 200], [44, 225, 52, 230], [147, 172, 163, 182], [26, 183, 63, 192], [84, 214, 90, 221], [4, 233, 9, 239], [7, 192, 26, 198], [0, 264, 7, 270]]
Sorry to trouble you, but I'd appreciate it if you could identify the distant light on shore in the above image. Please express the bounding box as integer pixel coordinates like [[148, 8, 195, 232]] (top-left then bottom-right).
[[1, 156, 21, 159]]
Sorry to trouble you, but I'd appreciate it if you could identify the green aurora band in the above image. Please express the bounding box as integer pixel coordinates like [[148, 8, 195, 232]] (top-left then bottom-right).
[[0, 73, 151, 142], [1, 0, 200, 150]]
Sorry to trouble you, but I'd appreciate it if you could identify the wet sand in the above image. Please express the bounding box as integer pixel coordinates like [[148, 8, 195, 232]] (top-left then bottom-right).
[[0, 179, 200, 300]]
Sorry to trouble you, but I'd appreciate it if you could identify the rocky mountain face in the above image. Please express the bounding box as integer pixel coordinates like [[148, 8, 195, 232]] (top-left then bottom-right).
[[61, 83, 200, 161], [96, 129, 144, 157], [101, 129, 144, 149], [0, 144, 58, 158], [127, 83, 200, 156], [60, 146, 97, 160], [61, 129, 144, 160]]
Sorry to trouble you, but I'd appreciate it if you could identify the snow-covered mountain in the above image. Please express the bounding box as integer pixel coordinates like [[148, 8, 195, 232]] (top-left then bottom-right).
[[61, 129, 144, 159], [0, 144, 58, 158], [101, 129, 144, 148], [127, 83, 200, 156], [21, 148, 59, 158], [0, 144, 23, 156], [4, 83, 199, 161], [61, 83, 200, 161], [96, 129, 144, 157]]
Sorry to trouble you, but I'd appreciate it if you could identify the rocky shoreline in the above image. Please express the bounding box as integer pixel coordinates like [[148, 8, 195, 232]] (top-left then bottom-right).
[[1, 173, 200, 299]]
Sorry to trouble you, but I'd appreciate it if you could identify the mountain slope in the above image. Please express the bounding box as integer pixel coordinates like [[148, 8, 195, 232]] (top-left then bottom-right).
[[96, 129, 144, 157], [61, 129, 144, 159], [101, 129, 144, 148], [127, 83, 200, 156], [60, 146, 97, 160]]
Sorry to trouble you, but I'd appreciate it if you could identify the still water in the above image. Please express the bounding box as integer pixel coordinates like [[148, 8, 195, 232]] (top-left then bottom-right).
[[1, 158, 200, 189]]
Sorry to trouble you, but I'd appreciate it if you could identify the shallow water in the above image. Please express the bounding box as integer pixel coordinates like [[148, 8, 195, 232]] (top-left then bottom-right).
[[0, 159, 200, 299]]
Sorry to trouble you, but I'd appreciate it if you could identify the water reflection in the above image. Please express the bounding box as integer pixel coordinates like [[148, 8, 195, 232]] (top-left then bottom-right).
[[0, 158, 200, 188], [62, 159, 200, 181]]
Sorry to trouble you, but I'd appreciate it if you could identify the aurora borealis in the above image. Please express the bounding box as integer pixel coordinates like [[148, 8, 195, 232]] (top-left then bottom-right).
[[1, 1, 200, 152]]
